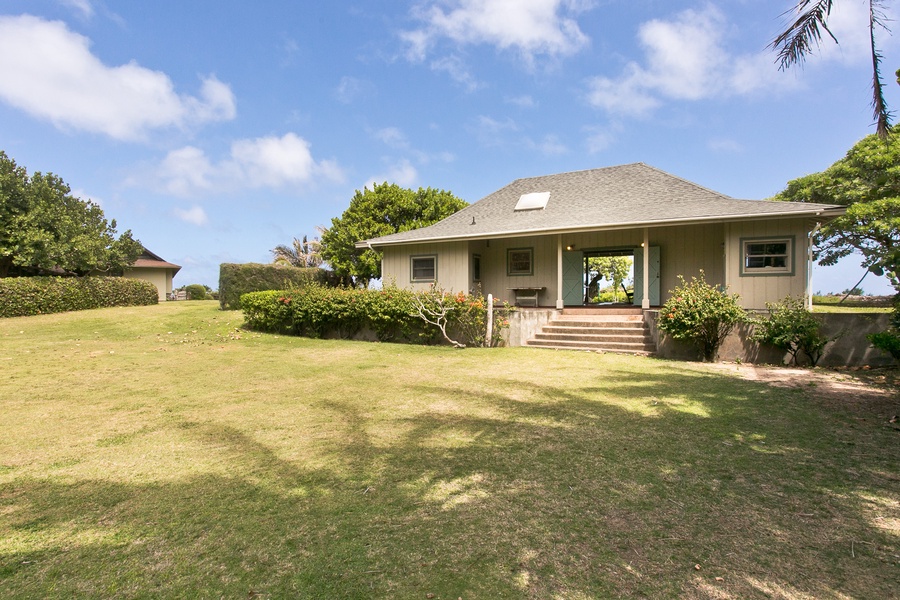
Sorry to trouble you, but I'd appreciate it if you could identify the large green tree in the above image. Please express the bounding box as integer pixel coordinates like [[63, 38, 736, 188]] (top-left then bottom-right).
[[0, 151, 142, 278], [320, 183, 467, 287], [773, 132, 900, 291], [770, 0, 892, 137]]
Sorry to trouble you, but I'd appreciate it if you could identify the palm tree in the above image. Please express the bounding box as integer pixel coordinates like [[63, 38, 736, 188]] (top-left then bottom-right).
[[770, 0, 892, 137], [271, 235, 323, 268]]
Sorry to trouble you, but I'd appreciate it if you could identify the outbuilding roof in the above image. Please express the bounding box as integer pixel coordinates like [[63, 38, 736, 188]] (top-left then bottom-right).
[[358, 163, 844, 248], [130, 248, 181, 273]]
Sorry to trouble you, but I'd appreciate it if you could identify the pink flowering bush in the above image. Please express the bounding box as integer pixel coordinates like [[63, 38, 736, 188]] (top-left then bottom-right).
[[657, 271, 746, 362]]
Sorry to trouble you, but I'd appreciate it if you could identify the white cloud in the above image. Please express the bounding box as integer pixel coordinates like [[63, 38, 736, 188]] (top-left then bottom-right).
[[158, 147, 216, 197], [60, 0, 94, 19], [585, 5, 799, 118], [0, 15, 236, 140], [402, 0, 593, 67], [373, 127, 410, 149], [527, 134, 568, 156], [365, 159, 418, 190], [334, 76, 375, 104], [506, 94, 537, 108], [153, 133, 343, 197], [70, 187, 102, 206], [470, 115, 520, 147], [583, 127, 615, 154], [174, 205, 209, 226], [430, 55, 480, 91]]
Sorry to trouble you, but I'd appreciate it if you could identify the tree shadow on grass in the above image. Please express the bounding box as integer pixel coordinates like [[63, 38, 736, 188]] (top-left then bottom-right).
[[2, 366, 898, 599]]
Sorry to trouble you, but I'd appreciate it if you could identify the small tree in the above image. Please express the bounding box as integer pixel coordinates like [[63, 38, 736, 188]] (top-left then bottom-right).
[[752, 296, 830, 366], [271, 234, 323, 268], [658, 272, 746, 362], [183, 284, 208, 300]]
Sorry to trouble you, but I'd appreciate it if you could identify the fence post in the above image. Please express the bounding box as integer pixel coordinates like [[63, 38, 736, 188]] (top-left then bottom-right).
[[486, 293, 493, 348]]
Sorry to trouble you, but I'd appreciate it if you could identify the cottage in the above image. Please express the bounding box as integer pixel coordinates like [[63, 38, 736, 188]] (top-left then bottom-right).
[[122, 248, 181, 301], [357, 163, 844, 311]]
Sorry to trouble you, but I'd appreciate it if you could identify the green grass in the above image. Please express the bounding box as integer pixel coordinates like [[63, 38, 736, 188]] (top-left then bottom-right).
[[813, 295, 892, 313], [1, 301, 898, 599]]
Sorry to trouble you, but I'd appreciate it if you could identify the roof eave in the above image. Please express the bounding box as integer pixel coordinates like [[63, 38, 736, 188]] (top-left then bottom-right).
[[362, 207, 846, 248]]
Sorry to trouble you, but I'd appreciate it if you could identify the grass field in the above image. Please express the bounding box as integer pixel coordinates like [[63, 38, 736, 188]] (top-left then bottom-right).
[[1, 301, 898, 599]]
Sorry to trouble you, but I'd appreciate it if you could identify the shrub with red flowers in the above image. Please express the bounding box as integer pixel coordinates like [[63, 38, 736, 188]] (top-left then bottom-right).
[[240, 284, 508, 346], [657, 271, 746, 361]]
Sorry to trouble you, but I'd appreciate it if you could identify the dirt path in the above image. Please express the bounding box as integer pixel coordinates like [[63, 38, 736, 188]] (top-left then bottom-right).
[[702, 362, 900, 419]]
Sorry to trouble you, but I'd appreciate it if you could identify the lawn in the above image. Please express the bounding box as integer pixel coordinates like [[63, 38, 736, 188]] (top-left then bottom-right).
[[1, 301, 898, 599]]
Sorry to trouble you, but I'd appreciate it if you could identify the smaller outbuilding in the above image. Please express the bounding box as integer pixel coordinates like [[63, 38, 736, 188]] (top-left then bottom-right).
[[123, 248, 181, 301]]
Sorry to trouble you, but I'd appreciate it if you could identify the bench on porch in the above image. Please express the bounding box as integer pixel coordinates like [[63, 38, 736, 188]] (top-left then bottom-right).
[[509, 287, 545, 307]]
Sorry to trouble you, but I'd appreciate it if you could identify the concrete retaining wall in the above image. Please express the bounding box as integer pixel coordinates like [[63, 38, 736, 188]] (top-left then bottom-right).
[[503, 308, 558, 347], [506, 307, 894, 367], [646, 310, 894, 367]]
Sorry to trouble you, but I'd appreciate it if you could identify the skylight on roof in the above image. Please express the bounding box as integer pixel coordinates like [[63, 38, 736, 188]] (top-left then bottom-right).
[[515, 191, 550, 211]]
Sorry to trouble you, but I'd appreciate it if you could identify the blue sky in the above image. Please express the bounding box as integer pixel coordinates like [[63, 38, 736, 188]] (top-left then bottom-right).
[[1, 0, 897, 294]]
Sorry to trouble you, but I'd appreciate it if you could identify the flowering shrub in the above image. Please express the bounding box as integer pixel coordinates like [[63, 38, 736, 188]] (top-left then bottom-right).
[[240, 284, 508, 347], [751, 296, 830, 366], [657, 272, 746, 362]]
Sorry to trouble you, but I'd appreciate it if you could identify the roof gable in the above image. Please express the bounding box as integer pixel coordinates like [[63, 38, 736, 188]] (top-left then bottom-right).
[[360, 163, 845, 247]]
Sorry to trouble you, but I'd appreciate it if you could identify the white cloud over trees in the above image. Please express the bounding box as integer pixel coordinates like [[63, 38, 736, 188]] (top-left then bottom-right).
[[153, 133, 343, 197]]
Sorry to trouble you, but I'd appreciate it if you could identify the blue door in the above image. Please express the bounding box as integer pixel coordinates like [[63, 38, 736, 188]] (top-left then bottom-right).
[[633, 246, 660, 306], [562, 251, 584, 306]]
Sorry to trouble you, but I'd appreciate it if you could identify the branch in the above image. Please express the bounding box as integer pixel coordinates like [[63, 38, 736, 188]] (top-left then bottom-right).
[[411, 290, 466, 348]]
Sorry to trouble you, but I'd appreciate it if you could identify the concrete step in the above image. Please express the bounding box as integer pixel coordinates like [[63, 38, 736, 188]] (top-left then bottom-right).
[[526, 339, 655, 354], [561, 307, 642, 316], [553, 315, 645, 323], [526, 309, 656, 355], [534, 332, 652, 344], [543, 323, 647, 333]]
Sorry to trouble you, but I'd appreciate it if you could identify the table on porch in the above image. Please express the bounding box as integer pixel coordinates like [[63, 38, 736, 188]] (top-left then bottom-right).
[[508, 287, 545, 307]]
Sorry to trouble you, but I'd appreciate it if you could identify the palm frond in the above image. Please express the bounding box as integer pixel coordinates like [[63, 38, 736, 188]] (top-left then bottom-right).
[[869, 0, 893, 137], [770, 0, 837, 69]]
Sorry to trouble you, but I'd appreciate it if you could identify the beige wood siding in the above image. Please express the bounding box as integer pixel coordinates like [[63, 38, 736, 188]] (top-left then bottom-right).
[[381, 242, 470, 292], [477, 235, 559, 306], [651, 224, 725, 299], [123, 268, 172, 301], [725, 220, 811, 309], [380, 218, 811, 308]]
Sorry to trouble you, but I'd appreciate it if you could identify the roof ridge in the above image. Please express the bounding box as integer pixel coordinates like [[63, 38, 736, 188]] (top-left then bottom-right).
[[636, 163, 732, 200], [508, 162, 647, 186]]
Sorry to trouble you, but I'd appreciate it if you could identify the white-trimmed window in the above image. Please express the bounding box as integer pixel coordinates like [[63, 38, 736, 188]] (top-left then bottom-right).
[[472, 254, 481, 282], [411, 255, 436, 282], [741, 237, 793, 275], [507, 248, 534, 276]]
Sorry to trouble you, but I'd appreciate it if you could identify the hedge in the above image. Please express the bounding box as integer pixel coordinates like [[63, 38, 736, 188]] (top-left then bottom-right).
[[241, 285, 508, 347], [241, 285, 440, 343], [218, 263, 333, 310], [0, 276, 158, 318]]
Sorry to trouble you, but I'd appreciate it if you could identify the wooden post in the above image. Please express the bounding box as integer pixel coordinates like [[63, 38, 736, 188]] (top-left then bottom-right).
[[486, 293, 493, 347]]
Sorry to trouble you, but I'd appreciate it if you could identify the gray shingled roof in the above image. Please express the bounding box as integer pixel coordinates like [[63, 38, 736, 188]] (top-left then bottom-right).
[[358, 163, 845, 248]]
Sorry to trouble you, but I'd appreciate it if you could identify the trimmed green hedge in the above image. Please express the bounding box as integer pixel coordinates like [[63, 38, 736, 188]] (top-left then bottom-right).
[[0, 276, 158, 318], [218, 263, 333, 310], [241, 286, 440, 342]]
